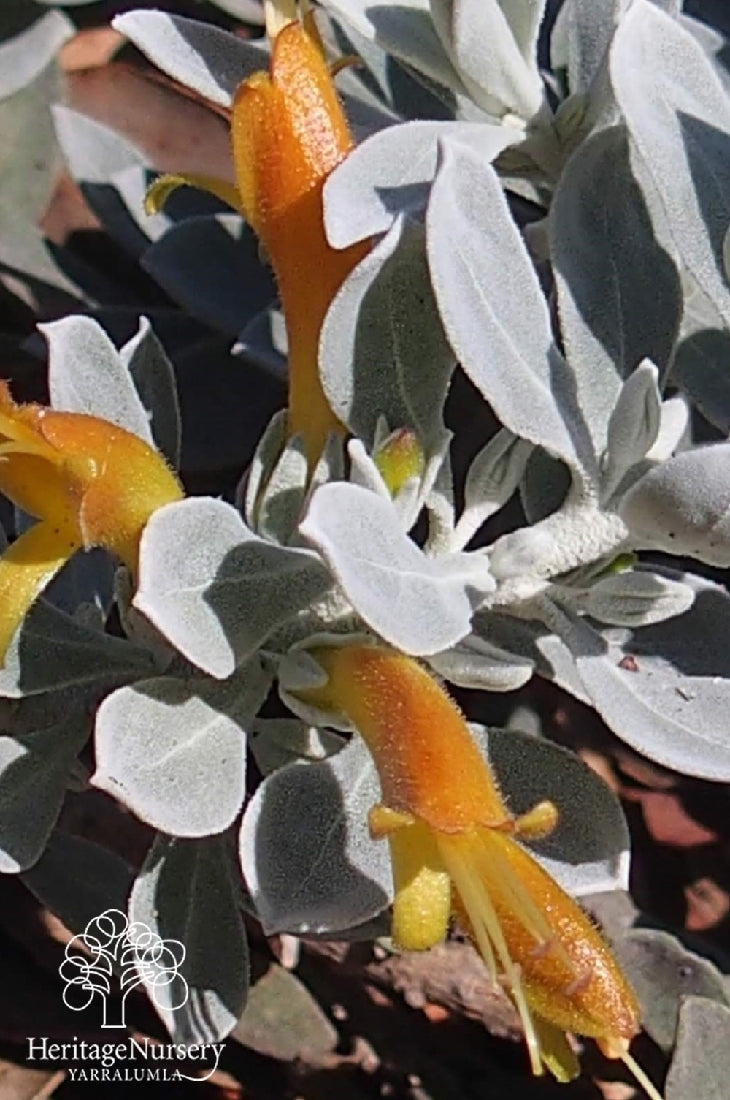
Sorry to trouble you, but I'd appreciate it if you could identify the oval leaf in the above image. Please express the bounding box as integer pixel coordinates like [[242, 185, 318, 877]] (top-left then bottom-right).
[[130, 833, 248, 1044], [611, 0, 730, 321], [321, 217, 454, 450], [621, 444, 730, 566], [324, 120, 518, 248], [43, 316, 155, 445], [93, 666, 269, 836], [239, 734, 391, 934], [0, 717, 90, 873], [135, 498, 332, 678], [548, 584, 730, 779], [300, 482, 492, 655], [112, 10, 266, 108]]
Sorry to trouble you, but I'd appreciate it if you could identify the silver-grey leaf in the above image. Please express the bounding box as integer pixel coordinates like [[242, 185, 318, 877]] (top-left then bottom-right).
[[130, 833, 248, 1044], [614, 930, 730, 1051], [239, 734, 391, 934], [112, 10, 266, 108], [666, 996, 730, 1099], [611, 0, 730, 322], [120, 317, 182, 467], [135, 498, 332, 678], [321, 217, 454, 451], [427, 635, 534, 692], [585, 569, 694, 627], [0, 10, 72, 98], [427, 138, 589, 474], [621, 444, 730, 566], [0, 716, 90, 873], [43, 316, 154, 444], [93, 666, 269, 837], [546, 585, 730, 778], [551, 126, 681, 458], [300, 482, 492, 655], [324, 119, 519, 248]]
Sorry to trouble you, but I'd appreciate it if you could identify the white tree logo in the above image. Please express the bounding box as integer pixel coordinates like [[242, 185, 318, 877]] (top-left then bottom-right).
[[59, 909, 189, 1028]]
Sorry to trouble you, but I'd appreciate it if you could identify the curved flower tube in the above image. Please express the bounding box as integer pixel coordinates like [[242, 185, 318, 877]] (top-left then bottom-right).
[[0, 381, 183, 662], [295, 643, 662, 1098], [148, 19, 369, 468]]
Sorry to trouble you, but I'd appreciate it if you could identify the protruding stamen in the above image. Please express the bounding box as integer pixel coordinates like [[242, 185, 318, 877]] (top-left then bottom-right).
[[368, 804, 416, 838], [619, 1048, 665, 1100], [439, 834, 543, 1076], [515, 800, 559, 841]]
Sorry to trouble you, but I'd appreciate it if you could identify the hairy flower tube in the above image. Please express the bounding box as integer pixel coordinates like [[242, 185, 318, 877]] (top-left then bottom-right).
[[148, 19, 369, 467], [231, 22, 369, 464], [295, 643, 662, 1098], [0, 381, 182, 662]]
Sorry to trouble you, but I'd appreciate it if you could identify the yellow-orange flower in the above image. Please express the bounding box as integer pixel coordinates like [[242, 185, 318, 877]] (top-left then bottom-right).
[[0, 381, 183, 662], [296, 643, 661, 1097], [231, 22, 369, 465], [148, 20, 369, 468]]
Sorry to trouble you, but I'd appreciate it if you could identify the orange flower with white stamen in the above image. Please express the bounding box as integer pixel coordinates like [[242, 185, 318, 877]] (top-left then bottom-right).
[[295, 642, 663, 1098], [0, 381, 182, 663]]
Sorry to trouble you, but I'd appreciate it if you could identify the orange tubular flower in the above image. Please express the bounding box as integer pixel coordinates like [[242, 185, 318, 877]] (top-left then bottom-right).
[[147, 20, 368, 467], [0, 381, 183, 663], [297, 643, 663, 1098], [231, 23, 369, 466]]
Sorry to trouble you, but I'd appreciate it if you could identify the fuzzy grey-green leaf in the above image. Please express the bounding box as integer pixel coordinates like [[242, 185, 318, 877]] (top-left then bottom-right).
[[321, 217, 454, 450], [112, 10, 266, 108], [300, 482, 491, 655], [93, 666, 269, 836], [135, 498, 333, 678], [611, 0, 730, 322], [239, 734, 391, 934], [43, 316, 155, 444], [0, 717, 90, 873], [427, 139, 588, 474], [130, 833, 248, 1044], [666, 996, 730, 1099]]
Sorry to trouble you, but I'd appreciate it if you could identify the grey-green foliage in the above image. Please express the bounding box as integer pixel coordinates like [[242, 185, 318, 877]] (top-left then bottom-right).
[[613, 928, 730, 1052], [0, 9, 76, 296], [587, 895, 730, 1098], [666, 997, 730, 1100], [9, 0, 730, 1076], [129, 834, 249, 1044]]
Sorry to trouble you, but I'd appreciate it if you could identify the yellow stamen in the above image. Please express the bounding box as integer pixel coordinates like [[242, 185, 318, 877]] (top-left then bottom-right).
[[144, 173, 241, 217], [515, 800, 559, 840], [440, 831, 543, 1074], [368, 804, 416, 838]]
